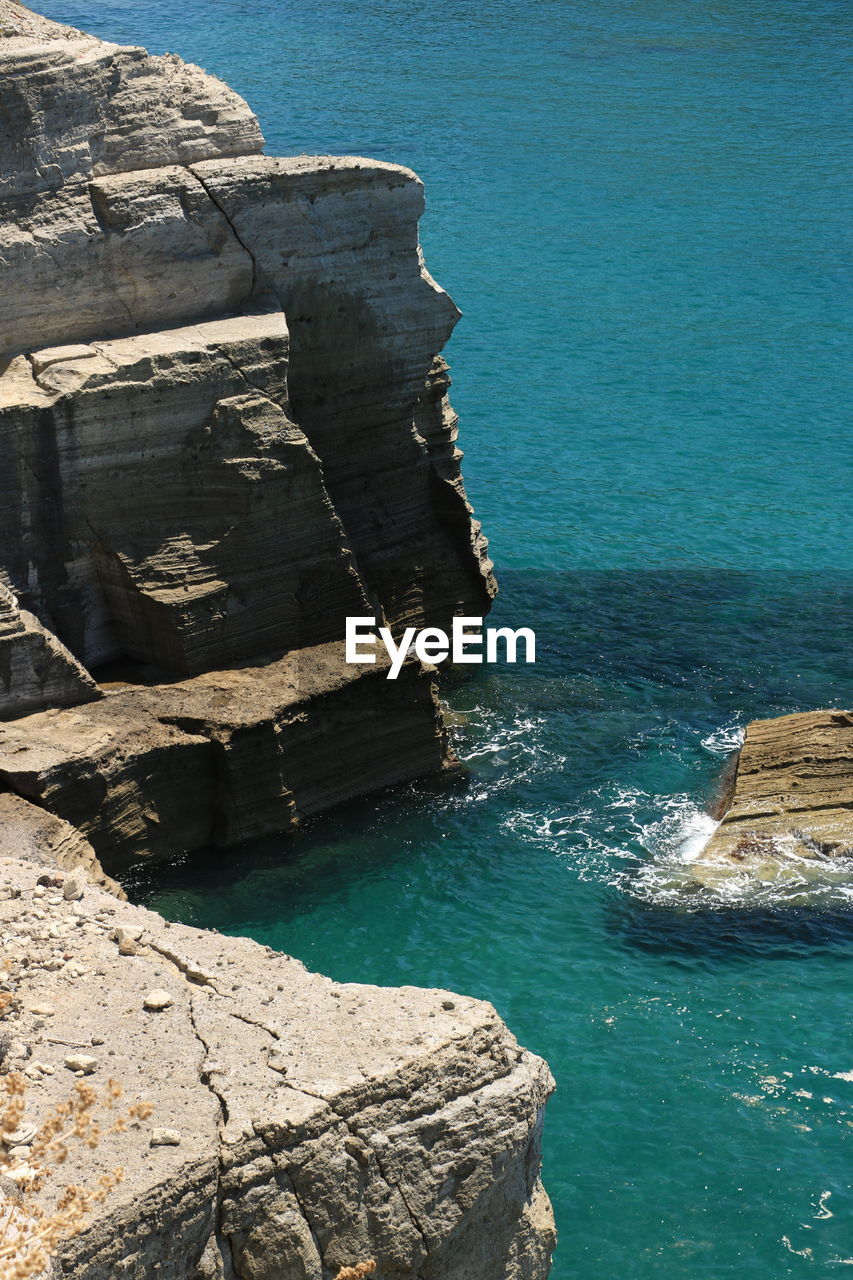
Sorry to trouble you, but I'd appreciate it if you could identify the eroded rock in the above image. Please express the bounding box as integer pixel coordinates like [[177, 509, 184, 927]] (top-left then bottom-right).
[[0, 856, 556, 1279], [0, 0, 496, 865], [691, 709, 853, 891]]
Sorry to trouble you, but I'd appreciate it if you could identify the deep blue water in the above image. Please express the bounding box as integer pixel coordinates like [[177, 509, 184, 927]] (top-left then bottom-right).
[[37, 0, 853, 1274]]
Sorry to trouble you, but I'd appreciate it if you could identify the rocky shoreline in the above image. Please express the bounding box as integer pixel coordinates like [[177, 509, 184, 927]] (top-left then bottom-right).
[[0, 852, 555, 1279], [0, 0, 494, 868], [0, 3, 555, 1275]]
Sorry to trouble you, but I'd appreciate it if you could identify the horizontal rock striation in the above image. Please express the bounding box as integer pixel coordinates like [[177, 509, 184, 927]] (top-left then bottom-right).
[[0, 10, 263, 202], [0, 583, 101, 719], [0, 643, 452, 870], [0, 8, 554, 1277], [0, 853, 555, 1279], [0, 0, 496, 862], [0, 313, 368, 674], [691, 709, 853, 889]]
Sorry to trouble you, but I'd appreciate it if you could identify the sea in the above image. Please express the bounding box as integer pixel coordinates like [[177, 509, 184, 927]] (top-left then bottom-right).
[[36, 0, 853, 1274]]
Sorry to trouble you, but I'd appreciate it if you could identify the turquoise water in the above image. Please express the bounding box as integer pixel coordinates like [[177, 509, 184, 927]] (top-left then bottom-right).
[[39, 0, 853, 1274]]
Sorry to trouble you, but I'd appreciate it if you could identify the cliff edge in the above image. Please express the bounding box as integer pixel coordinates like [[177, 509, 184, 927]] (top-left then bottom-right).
[[0, 853, 555, 1279], [0, 0, 496, 870], [0, 6, 556, 1278]]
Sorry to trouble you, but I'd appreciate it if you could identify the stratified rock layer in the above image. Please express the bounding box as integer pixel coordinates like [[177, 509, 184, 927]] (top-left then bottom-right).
[[0, 0, 496, 861], [0, 584, 100, 719], [0, 644, 452, 869], [0, 854, 556, 1279], [0, 313, 368, 673], [692, 709, 853, 888]]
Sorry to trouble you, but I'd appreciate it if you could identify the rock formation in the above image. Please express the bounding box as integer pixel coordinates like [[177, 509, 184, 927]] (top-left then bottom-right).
[[691, 709, 853, 891], [0, 0, 496, 869], [0, 853, 556, 1279], [0, 8, 555, 1276]]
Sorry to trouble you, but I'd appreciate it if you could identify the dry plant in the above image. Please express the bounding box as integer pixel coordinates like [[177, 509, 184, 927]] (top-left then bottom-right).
[[0, 1069, 153, 1279], [333, 1265, 376, 1280]]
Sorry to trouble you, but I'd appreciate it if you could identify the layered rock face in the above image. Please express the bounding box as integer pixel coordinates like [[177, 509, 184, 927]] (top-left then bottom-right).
[[691, 709, 853, 890], [0, 0, 496, 865], [0, 9, 554, 1277], [0, 852, 556, 1279], [0, 583, 101, 720], [0, 644, 451, 868]]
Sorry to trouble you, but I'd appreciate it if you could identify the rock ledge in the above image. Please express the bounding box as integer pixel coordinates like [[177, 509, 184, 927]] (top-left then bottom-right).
[[0, 853, 556, 1278]]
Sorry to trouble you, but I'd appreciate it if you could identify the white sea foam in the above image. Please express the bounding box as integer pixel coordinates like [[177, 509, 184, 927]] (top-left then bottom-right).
[[701, 721, 746, 755], [449, 702, 852, 910]]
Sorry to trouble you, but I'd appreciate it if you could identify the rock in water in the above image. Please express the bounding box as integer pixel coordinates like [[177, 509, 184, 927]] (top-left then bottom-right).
[[0, 0, 496, 868], [691, 709, 853, 891]]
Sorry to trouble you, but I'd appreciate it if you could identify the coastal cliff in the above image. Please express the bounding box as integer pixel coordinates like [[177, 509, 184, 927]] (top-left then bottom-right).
[[0, 0, 495, 869], [0, 853, 555, 1279], [0, 5, 556, 1277]]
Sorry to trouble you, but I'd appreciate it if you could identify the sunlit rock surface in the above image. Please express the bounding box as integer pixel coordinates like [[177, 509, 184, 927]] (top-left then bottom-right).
[[0, 0, 496, 859], [0, 852, 555, 1279], [690, 709, 853, 886]]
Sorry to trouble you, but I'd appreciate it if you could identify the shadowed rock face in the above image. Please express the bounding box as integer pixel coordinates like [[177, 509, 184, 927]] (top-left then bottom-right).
[[0, 6, 553, 1278], [0, 0, 496, 859], [0, 583, 101, 719], [691, 709, 853, 890]]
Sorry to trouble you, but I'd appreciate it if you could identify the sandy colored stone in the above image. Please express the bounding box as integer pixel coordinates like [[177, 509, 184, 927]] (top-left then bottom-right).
[[143, 990, 175, 1012], [63, 1053, 98, 1074], [150, 1128, 181, 1147], [0, 644, 452, 867], [692, 709, 853, 888]]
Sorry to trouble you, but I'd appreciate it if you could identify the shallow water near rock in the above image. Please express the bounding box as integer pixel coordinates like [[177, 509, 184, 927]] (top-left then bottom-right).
[[38, 0, 853, 1273]]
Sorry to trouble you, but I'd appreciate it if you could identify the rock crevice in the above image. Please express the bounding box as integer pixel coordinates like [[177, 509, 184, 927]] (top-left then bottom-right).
[[0, 855, 557, 1279]]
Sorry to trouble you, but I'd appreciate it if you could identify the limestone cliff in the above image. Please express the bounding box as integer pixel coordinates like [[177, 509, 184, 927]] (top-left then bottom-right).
[[0, 0, 496, 867], [0, 849, 555, 1279], [0, 7, 555, 1277]]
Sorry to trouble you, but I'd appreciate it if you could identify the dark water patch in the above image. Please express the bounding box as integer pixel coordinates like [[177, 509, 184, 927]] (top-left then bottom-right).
[[608, 896, 853, 963]]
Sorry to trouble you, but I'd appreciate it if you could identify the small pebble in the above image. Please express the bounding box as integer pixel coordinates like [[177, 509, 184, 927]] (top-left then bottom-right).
[[6, 1123, 37, 1146], [118, 938, 138, 956], [143, 990, 174, 1012], [64, 1054, 98, 1074], [29, 1004, 55, 1017], [149, 1128, 181, 1147], [113, 925, 144, 944], [62, 876, 84, 902]]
